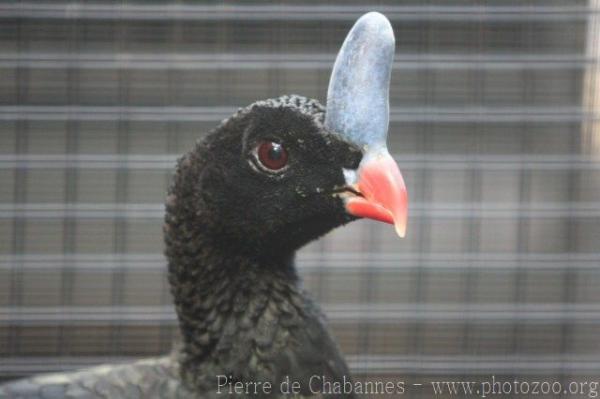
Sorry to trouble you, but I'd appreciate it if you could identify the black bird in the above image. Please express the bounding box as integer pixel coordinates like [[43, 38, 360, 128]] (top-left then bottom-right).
[[0, 12, 407, 399]]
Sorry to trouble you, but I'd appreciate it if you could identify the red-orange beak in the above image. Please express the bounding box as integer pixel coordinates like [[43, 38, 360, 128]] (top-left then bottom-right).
[[325, 11, 405, 236], [344, 151, 408, 238]]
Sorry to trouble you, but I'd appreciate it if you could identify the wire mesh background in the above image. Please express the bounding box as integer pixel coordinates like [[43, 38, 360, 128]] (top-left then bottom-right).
[[2, 0, 600, 396]]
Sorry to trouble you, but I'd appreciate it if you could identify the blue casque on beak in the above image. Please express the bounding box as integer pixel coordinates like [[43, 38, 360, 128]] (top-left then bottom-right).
[[325, 12, 395, 152], [325, 12, 408, 237]]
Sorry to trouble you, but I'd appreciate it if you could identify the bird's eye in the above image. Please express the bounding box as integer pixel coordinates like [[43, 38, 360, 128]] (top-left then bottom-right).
[[256, 141, 289, 171]]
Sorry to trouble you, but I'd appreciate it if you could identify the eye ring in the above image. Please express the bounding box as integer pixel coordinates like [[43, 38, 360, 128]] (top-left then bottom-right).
[[254, 141, 289, 173]]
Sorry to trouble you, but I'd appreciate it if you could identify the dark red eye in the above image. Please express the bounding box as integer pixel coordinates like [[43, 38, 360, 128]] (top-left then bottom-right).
[[256, 141, 288, 171]]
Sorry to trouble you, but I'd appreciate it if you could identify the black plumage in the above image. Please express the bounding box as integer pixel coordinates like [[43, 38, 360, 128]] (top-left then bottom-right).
[[165, 95, 360, 397], [0, 96, 361, 398], [1, 12, 406, 398]]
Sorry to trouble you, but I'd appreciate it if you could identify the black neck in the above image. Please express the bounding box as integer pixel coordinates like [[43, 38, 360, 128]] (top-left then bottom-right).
[[167, 230, 301, 390], [164, 151, 317, 392]]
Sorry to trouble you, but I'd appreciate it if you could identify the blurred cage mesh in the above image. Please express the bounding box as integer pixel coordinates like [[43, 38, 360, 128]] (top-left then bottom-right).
[[1, 0, 600, 395]]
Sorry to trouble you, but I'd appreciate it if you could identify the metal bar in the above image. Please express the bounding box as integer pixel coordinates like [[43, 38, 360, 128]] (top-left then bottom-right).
[[346, 355, 600, 374], [0, 53, 594, 71], [0, 4, 595, 22], [0, 203, 164, 219], [3, 304, 600, 325], [2, 154, 600, 171], [0, 202, 599, 219], [0, 106, 235, 122], [0, 154, 177, 170], [1, 252, 599, 271], [1, 355, 599, 377], [0, 106, 593, 123]]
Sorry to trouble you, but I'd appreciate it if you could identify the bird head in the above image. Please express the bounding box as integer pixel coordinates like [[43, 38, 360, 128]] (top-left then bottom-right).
[[167, 12, 407, 257]]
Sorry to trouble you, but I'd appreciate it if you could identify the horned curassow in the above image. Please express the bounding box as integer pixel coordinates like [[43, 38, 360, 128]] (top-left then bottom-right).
[[0, 12, 408, 399]]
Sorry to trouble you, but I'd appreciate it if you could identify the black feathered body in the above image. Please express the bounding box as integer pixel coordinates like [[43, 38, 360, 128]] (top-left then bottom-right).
[[166, 250, 353, 398], [0, 96, 357, 398], [0, 356, 193, 399], [165, 96, 356, 397]]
